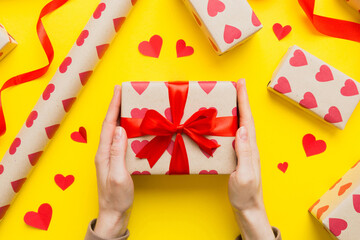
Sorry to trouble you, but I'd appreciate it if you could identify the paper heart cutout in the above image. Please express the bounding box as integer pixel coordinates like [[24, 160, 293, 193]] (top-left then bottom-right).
[[341, 79, 359, 96], [309, 199, 320, 212], [290, 49, 308, 67], [329, 218, 348, 237], [164, 107, 172, 122], [62, 97, 76, 112], [24, 203, 52, 231], [199, 81, 217, 94], [93, 3, 106, 19], [166, 140, 174, 155], [59, 57, 72, 74], [199, 170, 218, 174], [316, 205, 329, 219], [131, 140, 149, 155], [338, 182, 352, 196], [299, 92, 317, 109], [132, 171, 151, 175], [79, 71, 93, 86], [324, 106, 343, 123], [26, 111, 38, 128], [272, 23, 292, 40], [131, 108, 148, 119], [113, 17, 125, 32], [277, 162, 288, 173], [76, 30, 89, 46], [232, 107, 237, 116], [176, 39, 194, 58], [207, 0, 225, 17], [0, 165, 3, 175], [28, 151, 43, 166], [131, 82, 149, 95], [42, 84, 55, 100], [224, 25, 241, 44], [138, 35, 163, 58], [193, 12, 202, 26], [274, 77, 291, 94], [11, 178, 26, 193], [329, 178, 342, 190], [54, 174, 75, 191], [9, 137, 21, 155], [251, 11, 261, 27], [0, 205, 10, 220], [302, 134, 326, 157], [71, 127, 87, 143], [316, 65, 334, 82], [45, 124, 60, 139], [200, 139, 218, 158], [353, 194, 360, 213], [96, 44, 109, 59]]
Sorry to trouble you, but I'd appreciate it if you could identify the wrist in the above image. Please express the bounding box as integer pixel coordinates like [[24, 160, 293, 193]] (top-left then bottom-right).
[[94, 210, 130, 239]]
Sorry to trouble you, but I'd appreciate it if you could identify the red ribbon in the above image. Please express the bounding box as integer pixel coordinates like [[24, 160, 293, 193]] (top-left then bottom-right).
[[0, 0, 69, 136], [298, 0, 360, 42], [121, 82, 237, 175]]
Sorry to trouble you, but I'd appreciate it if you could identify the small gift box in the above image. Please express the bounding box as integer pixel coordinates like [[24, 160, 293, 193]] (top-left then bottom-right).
[[0, 24, 17, 61], [345, 0, 360, 12], [268, 45, 360, 130], [309, 160, 360, 240], [121, 81, 238, 175], [182, 0, 262, 54]]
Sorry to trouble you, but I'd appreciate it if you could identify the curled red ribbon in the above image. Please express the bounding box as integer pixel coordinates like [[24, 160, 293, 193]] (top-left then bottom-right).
[[0, 0, 69, 136], [121, 82, 238, 175], [298, 0, 360, 42]]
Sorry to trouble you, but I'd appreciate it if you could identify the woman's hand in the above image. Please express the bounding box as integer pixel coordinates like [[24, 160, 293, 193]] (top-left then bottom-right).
[[228, 79, 275, 240], [93, 85, 134, 239]]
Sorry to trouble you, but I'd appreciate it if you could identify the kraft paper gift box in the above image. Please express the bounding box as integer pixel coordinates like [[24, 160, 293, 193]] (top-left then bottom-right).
[[0, 24, 17, 61], [309, 160, 360, 240], [121, 81, 238, 175], [182, 0, 262, 55], [268, 45, 360, 130]]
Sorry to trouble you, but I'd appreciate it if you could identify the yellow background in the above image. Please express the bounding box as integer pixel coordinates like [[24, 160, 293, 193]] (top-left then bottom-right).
[[0, 0, 359, 239]]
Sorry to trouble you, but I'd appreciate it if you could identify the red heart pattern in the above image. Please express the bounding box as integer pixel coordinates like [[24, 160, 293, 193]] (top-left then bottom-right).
[[199, 81, 216, 94], [207, 0, 225, 17], [341, 79, 359, 96], [353, 194, 360, 213], [232, 107, 237, 116], [93, 3, 106, 19], [302, 134, 326, 157], [324, 106, 342, 123], [277, 162, 288, 173], [71, 127, 87, 143], [96, 44, 109, 59], [62, 97, 76, 112], [274, 77, 291, 94], [272, 23, 292, 40], [79, 71, 93, 86], [131, 81, 149, 95], [42, 84, 55, 100], [0, 164, 3, 175], [338, 182, 352, 196], [290, 50, 308, 67], [11, 178, 26, 193], [316, 205, 329, 219], [131, 108, 148, 119], [166, 140, 175, 155], [251, 12, 261, 27], [329, 218, 348, 237], [315, 65, 334, 82], [45, 124, 60, 139], [9, 138, 21, 155], [0, 205, 10, 220], [132, 171, 151, 175], [138, 35, 163, 58], [59, 57, 72, 74], [164, 107, 173, 122], [299, 92, 317, 109], [131, 140, 149, 155], [176, 39, 194, 58], [193, 12, 202, 26], [24, 203, 52, 231], [223, 25, 241, 44], [54, 174, 74, 191], [26, 111, 38, 128], [28, 151, 43, 166], [200, 139, 218, 158], [208, 37, 219, 52], [113, 17, 125, 32], [76, 30, 89, 46], [199, 170, 218, 174]]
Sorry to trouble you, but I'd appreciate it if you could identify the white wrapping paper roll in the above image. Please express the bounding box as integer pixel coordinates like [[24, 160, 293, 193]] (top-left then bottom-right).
[[0, 0, 135, 220]]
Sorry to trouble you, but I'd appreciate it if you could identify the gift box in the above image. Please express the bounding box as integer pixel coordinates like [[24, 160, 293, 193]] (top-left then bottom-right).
[[309, 160, 360, 240], [0, 24, 17, 61], [121, 81, 238, 175], [182, 0, 262, 55], [345, 0, 360, 12], [267, 45, 360, 130]]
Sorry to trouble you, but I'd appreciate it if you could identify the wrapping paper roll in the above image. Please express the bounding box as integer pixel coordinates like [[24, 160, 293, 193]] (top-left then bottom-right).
[[346, 0, 360, 12], [0, 0, 135, 220]]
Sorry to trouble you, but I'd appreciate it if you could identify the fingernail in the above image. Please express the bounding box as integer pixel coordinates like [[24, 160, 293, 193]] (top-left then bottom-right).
[[115, 127, 122, 140], [239, 126, 248, 141]]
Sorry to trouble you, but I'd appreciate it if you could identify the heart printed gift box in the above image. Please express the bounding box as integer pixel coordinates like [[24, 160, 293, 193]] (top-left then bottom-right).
[[182, 0, 262, 55], [121, 81, 238, 175], [268, 45, 360, 130], [0, 24, 17, 61]]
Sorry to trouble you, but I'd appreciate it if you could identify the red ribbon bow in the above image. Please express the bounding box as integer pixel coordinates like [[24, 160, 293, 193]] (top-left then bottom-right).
[[121, 82, 237, 175]]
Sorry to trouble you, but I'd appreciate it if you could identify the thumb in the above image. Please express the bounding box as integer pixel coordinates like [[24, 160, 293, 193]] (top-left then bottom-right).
[[109, 126, 128, 177], [235, 126, 253, 173]]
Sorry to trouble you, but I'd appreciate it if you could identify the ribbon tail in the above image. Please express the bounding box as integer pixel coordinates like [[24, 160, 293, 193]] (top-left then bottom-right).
[[169, 133, 190, 175], [136, 136, 172, 168]]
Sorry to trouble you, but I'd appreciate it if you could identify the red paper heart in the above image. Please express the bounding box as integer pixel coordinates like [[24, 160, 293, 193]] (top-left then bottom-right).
[[96, 44, 109, 59], [131, 140, 149, 155], [224, 25, 241, 44], [272, 23, 292, 40], [299, 92, 317, 109], [9, 137, 21, 155], [11, 178, 26, 193], [338, 182, 352, 196], [316, 65, 334, 82], [132, 171, 151, 175], [26, 111, 38, 128], [131, 81, 149, 95], [0, 164, 3, 175], [138, 35, 163, 58], [54, 174, 74, 191], [62, 97, 76, 113], [277, 162, 288, 173], [28, 151, 43, 166], [324, 106, 343, 123], [176, 40, 194, 58], [113, 17, 125, 32], [274, 77, 291, 94], [131, 108, 148, 119], [317, 205, 329, 219], [290, 49, 308, 67], [93, 3, 106, 19], [42, 84, 55, 100], [199, 81, 216, 94], [76, 30, 89, 46], [251, 11, 261, 27], [199, 170, 218, 175], [302, 134, 326, 157], [353, 194, 360, 213], [71, 127, 87, 143], [329, 178, 342, 190], [232, 107, 237, 116], [164, 107, 172, 122], [200, 139, 218, 158], [341, 79, 359, 96], [166, 140, 175, 155], [24, 203, 52, 231], [45, 124, 60, 139], [59, 57, 72, 74], [329, 218, 348, 237], [79, 71, 93, 86], [0, 205, 10, 220], [207, 0, 225, 17]]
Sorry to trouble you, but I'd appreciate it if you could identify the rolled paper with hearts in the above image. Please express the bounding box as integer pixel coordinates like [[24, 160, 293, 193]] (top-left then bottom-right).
[[0, 0, 135, 221], [345, 0, 360, 13], [0, 24, 17, 62], [268, 45, 360, 130], [121, 81, 238, 175]]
